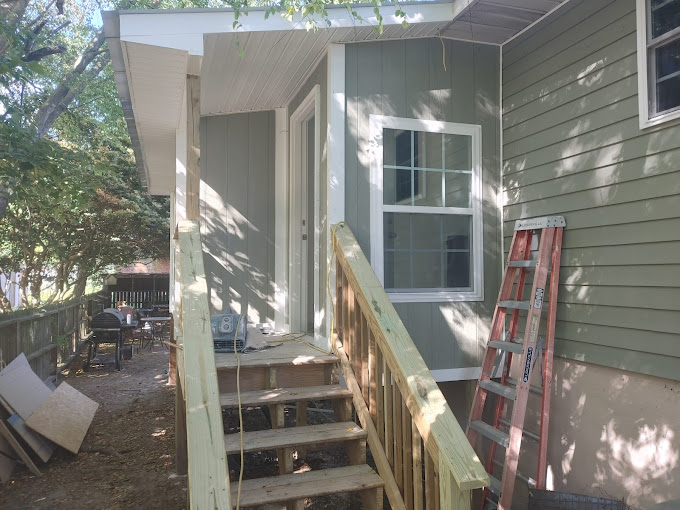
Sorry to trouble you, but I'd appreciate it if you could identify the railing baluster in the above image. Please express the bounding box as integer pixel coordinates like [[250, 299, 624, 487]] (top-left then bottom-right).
[[384, 363, 393, 468], [412, 422, 424, 510], [394, 385, 403, 491], [376, 346, 385, 444], [368, 326, 377, 427], [335, 260, 343, 342], [353, 296, 361, 386], [360, 313, 369, 403], [403, 399, 413, 510], [425, 447, 435, 510]]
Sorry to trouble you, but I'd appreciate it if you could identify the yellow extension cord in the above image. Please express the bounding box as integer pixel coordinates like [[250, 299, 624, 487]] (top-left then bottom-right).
[[232, 221, 345, 509]]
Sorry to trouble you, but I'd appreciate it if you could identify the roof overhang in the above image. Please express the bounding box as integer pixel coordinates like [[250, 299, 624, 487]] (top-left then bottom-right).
[[102, 0, 565, 195]]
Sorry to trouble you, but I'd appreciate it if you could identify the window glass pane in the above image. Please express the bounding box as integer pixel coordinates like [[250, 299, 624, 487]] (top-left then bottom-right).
[[412, 214, 442, 250], [384, 213, 410, 250], [383, 168, 413, 205], [445, 172, 471, 208], [384, 128, 412, 167], [651, 0, 680, 39], [413, 251, 443, 288], [384, 251, 411, 289], [445, 134, 472, 170], [415, 132, 443, 169], [656, 38, 680, 113], [413, 170, 443, 207], [444, 215, 472, 288], [383, 213, 472, 291]]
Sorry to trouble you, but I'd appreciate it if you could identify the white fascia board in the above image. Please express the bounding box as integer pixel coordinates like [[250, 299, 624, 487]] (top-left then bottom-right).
[[117, 2, 460, 55]]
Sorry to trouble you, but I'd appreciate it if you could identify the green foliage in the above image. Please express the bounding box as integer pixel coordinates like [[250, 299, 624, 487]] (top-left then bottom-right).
[[227, 0, 409, 34]]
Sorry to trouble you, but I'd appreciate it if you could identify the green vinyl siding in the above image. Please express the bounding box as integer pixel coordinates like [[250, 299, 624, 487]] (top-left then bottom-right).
[[502, 0, 680, 380], [199, 111, 276, 324], [345, 39, 501, 372]]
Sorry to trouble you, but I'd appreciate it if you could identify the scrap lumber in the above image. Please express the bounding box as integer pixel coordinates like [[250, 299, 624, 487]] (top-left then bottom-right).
[[0, 418, 40, 477], [25, 382, 98, 454], [0, 353, 52, 420], [7, 414, 55, 462], [0, 432, 16, 482]]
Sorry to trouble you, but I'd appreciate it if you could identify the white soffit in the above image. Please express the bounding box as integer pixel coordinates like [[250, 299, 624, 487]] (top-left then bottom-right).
[[122, 41, 187, 195], [441, 0, 566, 44]]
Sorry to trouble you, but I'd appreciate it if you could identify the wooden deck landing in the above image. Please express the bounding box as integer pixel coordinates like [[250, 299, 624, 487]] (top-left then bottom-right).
[[214, 337, 337, 394]]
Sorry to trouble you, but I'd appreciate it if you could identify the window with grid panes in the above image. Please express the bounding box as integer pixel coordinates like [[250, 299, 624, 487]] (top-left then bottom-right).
[[370, 116, 483, 303]]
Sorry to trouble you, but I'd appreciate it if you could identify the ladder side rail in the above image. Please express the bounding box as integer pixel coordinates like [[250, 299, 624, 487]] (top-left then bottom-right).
[[498, 227, 555, 510], [466, 229, 526, 446], [536, 227, 563, 489], [484, 230, 534, 504]]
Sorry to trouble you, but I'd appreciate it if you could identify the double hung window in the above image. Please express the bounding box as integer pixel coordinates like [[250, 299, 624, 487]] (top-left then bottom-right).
[[637, 0, 680, 127], [369, 115, 483, 303]]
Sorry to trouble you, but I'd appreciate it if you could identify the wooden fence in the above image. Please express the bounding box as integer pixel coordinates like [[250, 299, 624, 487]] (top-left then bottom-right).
[[332, 223, 489, 510], [109, 290, 169, 309], [0, 293, 104, 380]]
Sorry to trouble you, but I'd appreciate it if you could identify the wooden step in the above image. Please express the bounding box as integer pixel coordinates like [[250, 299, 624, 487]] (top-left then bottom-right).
[[224, 422, 366, 455], [231, 464, 384, 508], [220, 384, 352, 409]]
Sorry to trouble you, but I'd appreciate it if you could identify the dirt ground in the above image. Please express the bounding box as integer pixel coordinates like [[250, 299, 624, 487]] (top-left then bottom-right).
[[0, 345, 187, 510], [0, 344, 382, 509]]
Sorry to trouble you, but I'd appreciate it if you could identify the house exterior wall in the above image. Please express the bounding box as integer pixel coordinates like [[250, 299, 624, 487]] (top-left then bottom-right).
[[199, 111, 276, 323], [502, 0, 680, 381], [345, 38, 502, 373], [502, 0, 680, 506]]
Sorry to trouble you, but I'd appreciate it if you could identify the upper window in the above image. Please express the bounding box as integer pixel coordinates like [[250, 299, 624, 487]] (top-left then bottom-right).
[[637, 0, 680, 127], [369, 115, 483, 303]]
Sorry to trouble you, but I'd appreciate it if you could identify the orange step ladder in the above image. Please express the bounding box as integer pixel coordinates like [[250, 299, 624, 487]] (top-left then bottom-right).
[[466, 216, 565, 509]]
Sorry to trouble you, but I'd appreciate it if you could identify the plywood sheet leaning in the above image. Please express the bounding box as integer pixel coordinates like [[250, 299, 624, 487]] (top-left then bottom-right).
[[0, 353, 52, 420], [0, 431, 17, 482], [0, 418, 40, 477], [25, 382, 98, 454], [7, 414, 55, 462]]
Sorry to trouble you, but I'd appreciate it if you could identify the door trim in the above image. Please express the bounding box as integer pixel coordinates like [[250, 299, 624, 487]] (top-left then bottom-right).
[[289, 84, 321, 337]]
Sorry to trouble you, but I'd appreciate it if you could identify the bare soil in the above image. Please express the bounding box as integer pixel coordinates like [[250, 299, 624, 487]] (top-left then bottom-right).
[[0, 345, 187, 510]]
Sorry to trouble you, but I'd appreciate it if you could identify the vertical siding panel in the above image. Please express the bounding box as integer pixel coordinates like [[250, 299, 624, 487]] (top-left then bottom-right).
[[247, 111, 270, 322], [405, 39, 430, 120], [267, 111, 276, 323], [381, 40, 407, 118], [226, 114, 250, 315], [428, 38, 452, 122], [451, 40, 475, 124]]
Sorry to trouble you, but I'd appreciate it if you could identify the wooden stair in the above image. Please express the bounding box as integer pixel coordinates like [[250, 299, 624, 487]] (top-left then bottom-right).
[[216, 341, 384, 509]]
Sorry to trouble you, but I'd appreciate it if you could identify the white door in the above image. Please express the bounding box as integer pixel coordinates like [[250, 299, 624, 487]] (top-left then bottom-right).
[[289, 88, 319, 335]]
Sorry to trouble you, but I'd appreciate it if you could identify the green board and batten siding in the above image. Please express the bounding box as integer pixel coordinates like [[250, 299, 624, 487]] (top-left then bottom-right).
[[345, 39, 502, 371], [502, 0, 680, 380], [199, 111, 276, 324]]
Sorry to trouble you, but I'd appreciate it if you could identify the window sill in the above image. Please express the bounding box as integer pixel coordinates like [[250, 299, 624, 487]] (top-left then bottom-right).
[[387, 290, 484, 303], [639, 108, 680, 130]]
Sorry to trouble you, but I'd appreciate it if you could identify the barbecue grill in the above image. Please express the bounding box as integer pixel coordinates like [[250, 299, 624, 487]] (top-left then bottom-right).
[[86, 308, 137, 371]]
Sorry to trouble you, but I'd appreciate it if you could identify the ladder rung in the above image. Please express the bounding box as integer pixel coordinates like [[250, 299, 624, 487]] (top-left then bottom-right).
[[498, 300, 530, 310], [505, 376, 544, 396], [480, 380, 516, 401], [508, 260, 537, 268], [469, 420, 509, 448], [488, 340, 523, 354], [492, 459, 537, 488], [498, 418, 540, 442], [488, 474, 502, 496]]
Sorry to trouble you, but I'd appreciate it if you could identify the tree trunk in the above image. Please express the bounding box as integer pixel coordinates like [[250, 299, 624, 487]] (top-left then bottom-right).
[[34, 30, 108, 138]]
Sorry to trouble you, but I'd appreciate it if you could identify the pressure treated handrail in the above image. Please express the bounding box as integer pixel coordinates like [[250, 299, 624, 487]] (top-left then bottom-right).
[[332, 223, 489, 510], [176, 220, 232, 509]]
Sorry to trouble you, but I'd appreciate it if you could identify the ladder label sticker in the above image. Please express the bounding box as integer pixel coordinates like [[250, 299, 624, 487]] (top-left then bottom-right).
[[534, 288, 544, 309], [523, 346, 533, 383]]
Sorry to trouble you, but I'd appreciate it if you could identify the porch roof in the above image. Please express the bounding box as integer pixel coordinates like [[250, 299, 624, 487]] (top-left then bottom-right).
[[102, 0, 565, 195]]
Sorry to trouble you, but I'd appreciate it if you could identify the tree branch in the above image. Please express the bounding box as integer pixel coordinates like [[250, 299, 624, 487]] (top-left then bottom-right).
[[21, 44, 67, 62]]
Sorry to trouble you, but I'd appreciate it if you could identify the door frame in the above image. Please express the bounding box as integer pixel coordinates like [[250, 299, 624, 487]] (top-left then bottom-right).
[[289, 84, 321, 337]]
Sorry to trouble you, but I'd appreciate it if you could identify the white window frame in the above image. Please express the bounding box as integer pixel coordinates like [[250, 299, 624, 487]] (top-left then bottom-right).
[[636, 0, 680, 128], [369, 115, 484, 303]]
